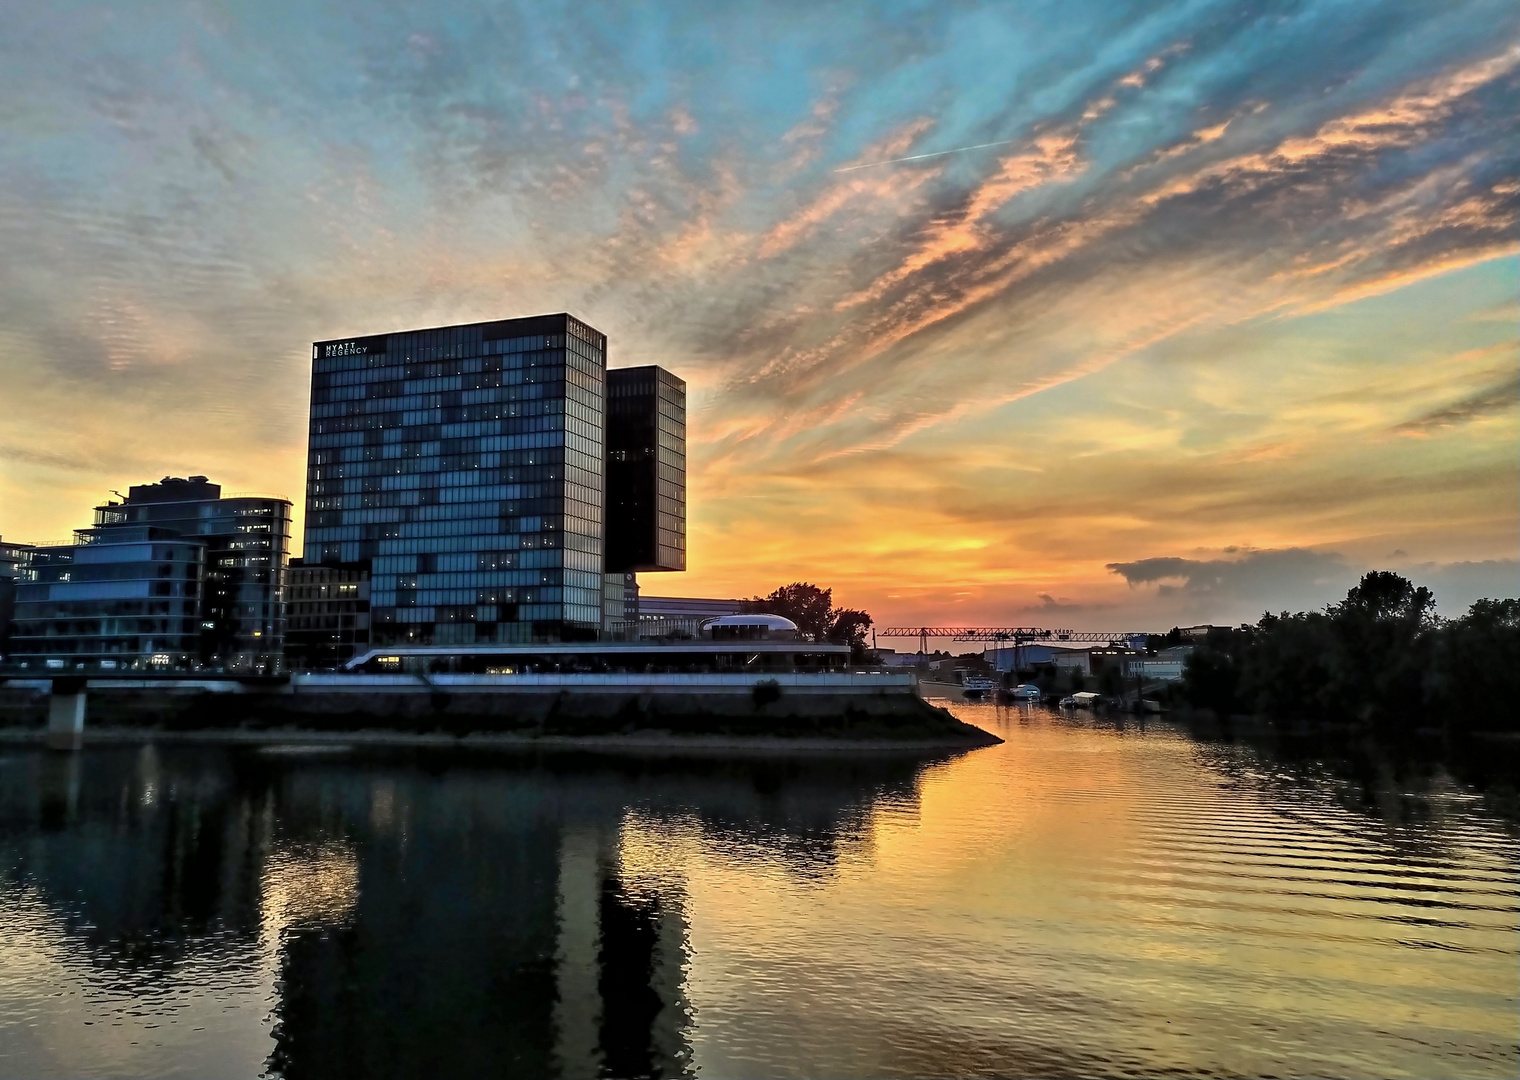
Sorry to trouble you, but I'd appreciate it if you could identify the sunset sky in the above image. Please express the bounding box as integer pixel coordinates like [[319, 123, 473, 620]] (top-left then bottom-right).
[[1, 0, 1516, 632]]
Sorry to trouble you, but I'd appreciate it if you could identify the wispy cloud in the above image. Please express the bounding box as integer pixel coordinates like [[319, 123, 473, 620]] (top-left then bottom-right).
[[0, 0, 1515, 625], [832, 138, 1024, 173], [1395, 374, 1519, 434]]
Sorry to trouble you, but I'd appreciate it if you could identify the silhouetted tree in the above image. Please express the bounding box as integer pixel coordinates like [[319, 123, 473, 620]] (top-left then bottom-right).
[[1182, 626, 1253, 716], [1430, 598, 1520, 733], [826, 608, 873, 653], [1182, 571, 1514, 735], [1325, 571, 1436, 727], [1240, 612, 1338, 722], [747, 583, 835, 641], [747, 583, 875, 661]]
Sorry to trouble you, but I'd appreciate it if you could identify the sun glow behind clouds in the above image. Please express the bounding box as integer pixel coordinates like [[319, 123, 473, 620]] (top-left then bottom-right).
[[0, 0, 1515, 626]]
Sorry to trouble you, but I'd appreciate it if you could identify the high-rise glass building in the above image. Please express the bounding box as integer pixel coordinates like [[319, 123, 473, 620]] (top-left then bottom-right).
[[605, 367, 687, 575], [305, 313, 611, 645]]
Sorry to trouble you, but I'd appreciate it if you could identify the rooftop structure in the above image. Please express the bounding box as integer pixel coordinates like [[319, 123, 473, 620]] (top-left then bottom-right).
[[619, 594, 746, 639], [706, 613, 800, 641], [635, 596, 746, 619]]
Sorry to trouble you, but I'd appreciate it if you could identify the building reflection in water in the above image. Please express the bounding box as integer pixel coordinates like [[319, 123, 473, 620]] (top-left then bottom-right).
[[555, 825, 692, 1079], [0, 744, 937, 1080]]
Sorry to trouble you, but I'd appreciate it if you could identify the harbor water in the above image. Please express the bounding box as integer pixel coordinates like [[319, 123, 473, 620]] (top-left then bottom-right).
[[0, 703, 1515, 1078]]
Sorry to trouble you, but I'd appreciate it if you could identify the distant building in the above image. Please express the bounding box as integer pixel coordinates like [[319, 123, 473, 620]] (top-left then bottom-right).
[[8, 477, 290, 673], [0, 537, 31, 578], [1087, 646, 1142, 678], [989, 644, 1093, 674], [13, 529, 205, 670], [1132, 658, 1186, 682], [0, 537, 35, 662], [634, 596, 745, 620], [626, 594, 744, 638], [302, 313, 687, 646], [1132, 644, 1192, 683], [284, 559, 370, 670]]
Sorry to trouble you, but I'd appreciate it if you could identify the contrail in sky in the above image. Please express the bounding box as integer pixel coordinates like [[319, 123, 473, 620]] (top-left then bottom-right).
[[832, 138, 1020, 172]]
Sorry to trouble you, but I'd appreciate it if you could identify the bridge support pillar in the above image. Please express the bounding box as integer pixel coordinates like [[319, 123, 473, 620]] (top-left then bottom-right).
[[47, 678, 87, 751]]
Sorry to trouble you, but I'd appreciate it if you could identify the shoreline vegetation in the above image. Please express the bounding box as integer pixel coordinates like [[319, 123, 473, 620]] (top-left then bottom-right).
[[1176, 572, 1517, 735], [1173, 572, 1520, 817]]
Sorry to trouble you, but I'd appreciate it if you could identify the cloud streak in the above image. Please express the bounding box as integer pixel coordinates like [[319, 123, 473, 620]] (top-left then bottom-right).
[[832, 138, 1025, 173], [0, 0, 1515, 626]]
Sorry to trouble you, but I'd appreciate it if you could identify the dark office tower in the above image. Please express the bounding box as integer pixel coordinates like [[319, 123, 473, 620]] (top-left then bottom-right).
[[284, 559, 370, 670], [605, 367, 686, 574], [305, 313, 607, 645]]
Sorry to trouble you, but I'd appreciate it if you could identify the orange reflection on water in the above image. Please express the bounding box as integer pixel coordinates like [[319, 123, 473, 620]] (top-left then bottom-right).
[[620, 705, 1520, 1078]]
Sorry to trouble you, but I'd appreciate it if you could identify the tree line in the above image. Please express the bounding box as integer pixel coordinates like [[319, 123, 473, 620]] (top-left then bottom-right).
[[1180, 571, 1519, 734]]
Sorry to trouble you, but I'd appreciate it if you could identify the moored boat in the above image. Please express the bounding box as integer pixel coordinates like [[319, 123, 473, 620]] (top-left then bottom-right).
[[962, 676, 996, 700]]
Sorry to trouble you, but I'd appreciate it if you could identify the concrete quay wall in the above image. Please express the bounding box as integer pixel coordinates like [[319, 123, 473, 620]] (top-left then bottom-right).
[[0, 673, 996, 745]]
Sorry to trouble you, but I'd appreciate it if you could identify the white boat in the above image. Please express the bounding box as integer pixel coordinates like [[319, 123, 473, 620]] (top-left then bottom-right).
[[1069, 691, 1102, 709], [1010, 684, 1042, 700], [962, 676, 996, 699]]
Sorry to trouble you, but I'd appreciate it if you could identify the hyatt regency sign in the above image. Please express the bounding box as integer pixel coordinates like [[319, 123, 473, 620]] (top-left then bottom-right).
[[318, 341, 368, 358]]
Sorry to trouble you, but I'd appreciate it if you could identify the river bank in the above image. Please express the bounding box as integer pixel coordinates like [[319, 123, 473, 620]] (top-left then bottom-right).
[[0, 681, 1001, 751], [0, 725, 998, 755]]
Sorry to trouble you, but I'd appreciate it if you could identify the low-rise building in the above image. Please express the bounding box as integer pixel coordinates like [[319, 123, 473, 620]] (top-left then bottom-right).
[[8, 477, 290, 674], [11, 528, 206, 670], [1088, 646, 1143, 678], [989, 644, 1093, 674], [1131, 658, 1186, 682], [284, 559, 370, 670], [621, 594, 745, 639], [343, 612, 848, 675], [0, 537, 36, 662], [1131, 644, 1193, 683]]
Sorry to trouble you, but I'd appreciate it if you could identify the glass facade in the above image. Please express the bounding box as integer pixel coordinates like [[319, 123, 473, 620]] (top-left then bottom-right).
[[284, 561, 371, 669], [11, 529, 206, 668], [8, 477, 291, 673], [0, 537, 33, 661], [305, 314, 608, 645], [605, 366, 686, 573]]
